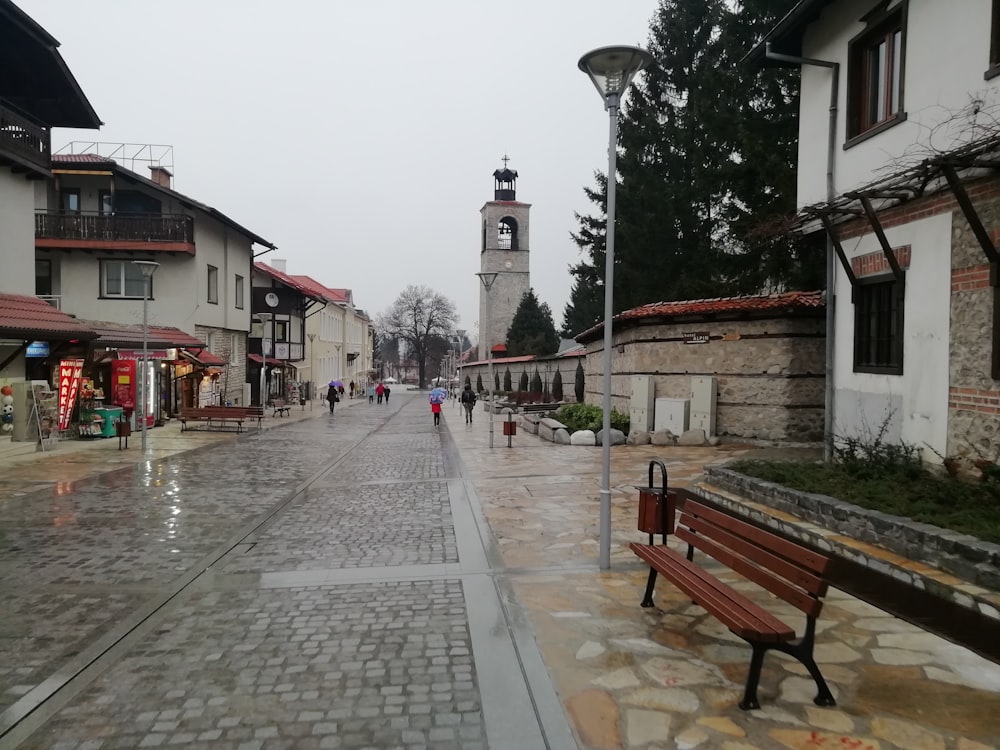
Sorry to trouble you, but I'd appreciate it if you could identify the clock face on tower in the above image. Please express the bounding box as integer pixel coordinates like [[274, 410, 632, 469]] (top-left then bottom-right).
[[264, 292, 279, 308], [504, 261, 513, 269]]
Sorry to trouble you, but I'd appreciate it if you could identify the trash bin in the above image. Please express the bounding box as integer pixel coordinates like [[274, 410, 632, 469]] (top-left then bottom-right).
[[635, 458, 675, 540]]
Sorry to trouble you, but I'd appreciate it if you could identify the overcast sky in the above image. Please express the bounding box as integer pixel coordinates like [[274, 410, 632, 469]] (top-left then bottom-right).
[[18, 0, 660, 340]]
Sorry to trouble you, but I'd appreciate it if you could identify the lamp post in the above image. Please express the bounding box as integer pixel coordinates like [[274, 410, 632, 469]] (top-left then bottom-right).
[[256, 313, 272, 407], [132, 260, 160, 452], [476, 273, 497, 448], [307, 332, 316, 409], [579, 45, 654, 570]]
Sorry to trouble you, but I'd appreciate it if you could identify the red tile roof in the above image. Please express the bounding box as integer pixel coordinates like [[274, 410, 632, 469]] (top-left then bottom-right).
[[287, 274, 349, 305], [183, 348, 228, 366], [575, 290, 825, 343], [52, 153, 115, 164], [82, 321, 206, 348], [0, 294, 98, 340], [254, 263, 328, 302]]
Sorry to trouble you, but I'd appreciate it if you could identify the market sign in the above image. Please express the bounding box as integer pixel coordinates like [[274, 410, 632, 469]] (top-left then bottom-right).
[[26, 341, 50, 357], [57, 358, 84, 431], [116, 349, 171, 360]]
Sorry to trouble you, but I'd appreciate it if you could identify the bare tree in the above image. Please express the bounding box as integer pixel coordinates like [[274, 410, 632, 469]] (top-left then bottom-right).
[[377, 285, 457, 388]]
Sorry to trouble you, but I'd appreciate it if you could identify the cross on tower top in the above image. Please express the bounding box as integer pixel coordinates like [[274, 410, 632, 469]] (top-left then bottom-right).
[[501, 154, 510, 168]]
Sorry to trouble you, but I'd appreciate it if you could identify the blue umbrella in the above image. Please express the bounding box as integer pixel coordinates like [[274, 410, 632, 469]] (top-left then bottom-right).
[[329, 380, 344, 389], [428, 387, 448, 404]]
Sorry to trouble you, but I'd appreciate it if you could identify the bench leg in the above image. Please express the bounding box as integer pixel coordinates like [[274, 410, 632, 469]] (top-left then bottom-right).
[[640, 568, 658, 608], [739, 644, 767, 710]]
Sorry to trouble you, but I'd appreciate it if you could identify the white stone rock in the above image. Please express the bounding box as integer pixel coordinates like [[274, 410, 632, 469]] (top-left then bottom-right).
[[592, 668, 640, 690], [650, 430, 677, 446], [677, 428, 707, 446], [570, 429, 596, 446], [553, 428, 571, 444], [626, 709, 672, 746], [596, 428, 626, 446], [627, 430, 651, 445]]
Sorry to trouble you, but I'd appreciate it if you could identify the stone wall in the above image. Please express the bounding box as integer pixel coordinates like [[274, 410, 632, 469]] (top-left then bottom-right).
[[459, 354, 585, 402], [582, 316, 826, 442]]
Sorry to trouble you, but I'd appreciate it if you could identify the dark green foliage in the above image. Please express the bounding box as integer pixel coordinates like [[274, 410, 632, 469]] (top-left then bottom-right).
[[506, 288, 560, 356], [561, 0, 820, 332], [552, 370, 564, 402], [464, 375, 471, 387], [574, 360, 585, 402], [530, 368, 542, 394], [503, 367, 512, 392], [553, 404, 630, 434], [476, 374, 483, 393], [732, 459, 1000, 544], [494, 372, 500, 392], [518, 370, 529, 391]]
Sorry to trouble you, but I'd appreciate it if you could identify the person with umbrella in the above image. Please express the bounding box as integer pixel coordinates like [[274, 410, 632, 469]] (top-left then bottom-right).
[[326, 382, 340, 413], [428, 386, 447, 426]]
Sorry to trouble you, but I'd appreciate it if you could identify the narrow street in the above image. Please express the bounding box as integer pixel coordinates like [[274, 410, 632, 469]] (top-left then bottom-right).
[[0, 393, 571, 749]]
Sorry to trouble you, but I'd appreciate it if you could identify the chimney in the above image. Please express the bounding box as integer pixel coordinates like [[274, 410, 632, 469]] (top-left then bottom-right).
[[271, 258, 287, 273], [149, 166, 172, 188]]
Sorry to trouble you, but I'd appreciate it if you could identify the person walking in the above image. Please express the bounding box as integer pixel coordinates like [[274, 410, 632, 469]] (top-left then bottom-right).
[[376, 382, 385, 404], [325, 387, 339, 414], [349, 381, 355, 399], [383, 385, 391, 404], [431, 400, 442, 426], [367, 383, 375, 404], [459, 383, 477, 424]]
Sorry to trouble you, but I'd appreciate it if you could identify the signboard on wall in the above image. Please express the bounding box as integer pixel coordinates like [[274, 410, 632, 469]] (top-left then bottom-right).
[[290, 343, 303, 360], [683, 332, 710, 345], [275, 342, 290, 359], [26, 341, 50, 357]]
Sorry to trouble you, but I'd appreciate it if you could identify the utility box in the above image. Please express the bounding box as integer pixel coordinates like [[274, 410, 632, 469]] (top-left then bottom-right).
[[629, 375, 655, 433], [690, 376, 717, 436], [654, 398, 689, 434]]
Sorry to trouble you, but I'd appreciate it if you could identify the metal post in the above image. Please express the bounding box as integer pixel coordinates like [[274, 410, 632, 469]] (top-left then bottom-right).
[[598, 95, 620, 570], [476, 276, 497, 448], [307, 332, 316, 410], [132, 260, 159, 453]]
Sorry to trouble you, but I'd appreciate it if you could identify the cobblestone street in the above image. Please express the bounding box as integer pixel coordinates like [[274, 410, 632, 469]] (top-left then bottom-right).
[[1, 391, 999, 749]]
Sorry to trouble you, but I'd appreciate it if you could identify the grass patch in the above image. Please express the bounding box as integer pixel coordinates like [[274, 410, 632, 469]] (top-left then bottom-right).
[[729, 459, 1000, 545]]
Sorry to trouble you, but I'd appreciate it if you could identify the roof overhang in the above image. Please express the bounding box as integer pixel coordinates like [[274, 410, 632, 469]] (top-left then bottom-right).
[[743, 0, 837, 67]]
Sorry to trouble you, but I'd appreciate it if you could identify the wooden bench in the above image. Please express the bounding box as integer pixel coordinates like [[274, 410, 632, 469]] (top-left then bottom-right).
[[244, 406, 264, 429], [630, 488, 835, 710], [519, 402, 560, 415], [179, 406, 248, 433], [270, 398, 291, 417]]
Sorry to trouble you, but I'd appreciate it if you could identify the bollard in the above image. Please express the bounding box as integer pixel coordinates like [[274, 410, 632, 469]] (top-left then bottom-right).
[[634, 458, 675, 544]]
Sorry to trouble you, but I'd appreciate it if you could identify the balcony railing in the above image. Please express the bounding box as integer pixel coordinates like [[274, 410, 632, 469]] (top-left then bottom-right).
[[0, 100, 51, 174], [35, 211, 195, 244]]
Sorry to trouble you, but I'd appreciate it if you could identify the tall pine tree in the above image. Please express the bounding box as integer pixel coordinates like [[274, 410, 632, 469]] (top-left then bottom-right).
[[561, 0, 819, 336], [506, 288, 560, 356]]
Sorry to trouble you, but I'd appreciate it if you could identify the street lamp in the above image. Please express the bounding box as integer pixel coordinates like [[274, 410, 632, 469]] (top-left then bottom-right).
[[132, 260, 159, 452], [256, 313, 273, 408], [476, 273, 497, 448], [579, 45, 654, 570]]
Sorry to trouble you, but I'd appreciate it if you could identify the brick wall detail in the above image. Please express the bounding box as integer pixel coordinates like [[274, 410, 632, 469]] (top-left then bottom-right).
[[850, 245, 911, 277]]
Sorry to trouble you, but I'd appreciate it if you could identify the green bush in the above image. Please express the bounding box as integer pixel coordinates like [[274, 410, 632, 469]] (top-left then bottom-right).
[[530, 368, 542, 394], [574, 361, 585, 402], [464, 375, 471, 388], [552, 370, 564, 401], [503, 367, 512, 391], [494, 372, 500, 392], [476, 374, 483, 393], [519, 370, 529, 391], [553, 403, 630, 434]]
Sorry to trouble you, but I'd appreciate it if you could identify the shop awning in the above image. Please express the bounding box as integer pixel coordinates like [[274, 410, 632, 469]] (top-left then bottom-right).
[[180, 348, 228, 366], [84, 320, 206, 349], [0, 294, 98, 341], [247, 354, 290, 367]]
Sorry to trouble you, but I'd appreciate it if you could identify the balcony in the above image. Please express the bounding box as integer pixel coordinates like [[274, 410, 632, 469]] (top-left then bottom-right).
[[35, 211, 196, 253], [0, 100, 51, 176]]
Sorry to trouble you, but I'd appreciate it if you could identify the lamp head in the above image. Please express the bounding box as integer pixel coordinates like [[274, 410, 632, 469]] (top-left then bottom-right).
[[578, 45, 654, 105], [132, 260, 160, 278], [476, 272, 498, 290]]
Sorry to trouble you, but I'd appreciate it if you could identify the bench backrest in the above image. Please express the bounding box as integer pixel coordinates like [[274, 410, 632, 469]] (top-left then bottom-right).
[[675, 491, 830, 618], [180, 406, 247, 417]]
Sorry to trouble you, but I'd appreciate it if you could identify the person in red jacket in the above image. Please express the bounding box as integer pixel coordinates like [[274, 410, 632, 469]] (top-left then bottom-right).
[[376, 382, 385, 404], [431, 400, 442, 426]]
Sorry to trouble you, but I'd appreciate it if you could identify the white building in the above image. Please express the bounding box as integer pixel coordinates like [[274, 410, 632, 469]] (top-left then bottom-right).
[[749, 0, 1000, 462]]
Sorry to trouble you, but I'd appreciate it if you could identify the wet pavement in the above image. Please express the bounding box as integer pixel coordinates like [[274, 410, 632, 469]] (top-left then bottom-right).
[[0, 393, 998, 749]]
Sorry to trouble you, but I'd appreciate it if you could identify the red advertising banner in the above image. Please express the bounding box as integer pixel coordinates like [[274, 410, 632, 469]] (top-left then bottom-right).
[[57, 358, 85, 431], [111, 359, 136, 415]]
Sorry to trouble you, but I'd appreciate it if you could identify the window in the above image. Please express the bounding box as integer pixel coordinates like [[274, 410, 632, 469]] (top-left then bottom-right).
[[35, 259, 52, 296], [98, 190, 113, 215], [60, 188, 80, 213], [235, 274, 244, 309], [274, 320, 288, 342], [854, 277, 904, 374], [207, 265, 219, 304], [847, 3, 906, 140], [101, 260, 150, 299]]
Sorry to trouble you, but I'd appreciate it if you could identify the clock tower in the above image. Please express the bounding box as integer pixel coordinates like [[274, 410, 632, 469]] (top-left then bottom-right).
[[479, 159, 531, 360]]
